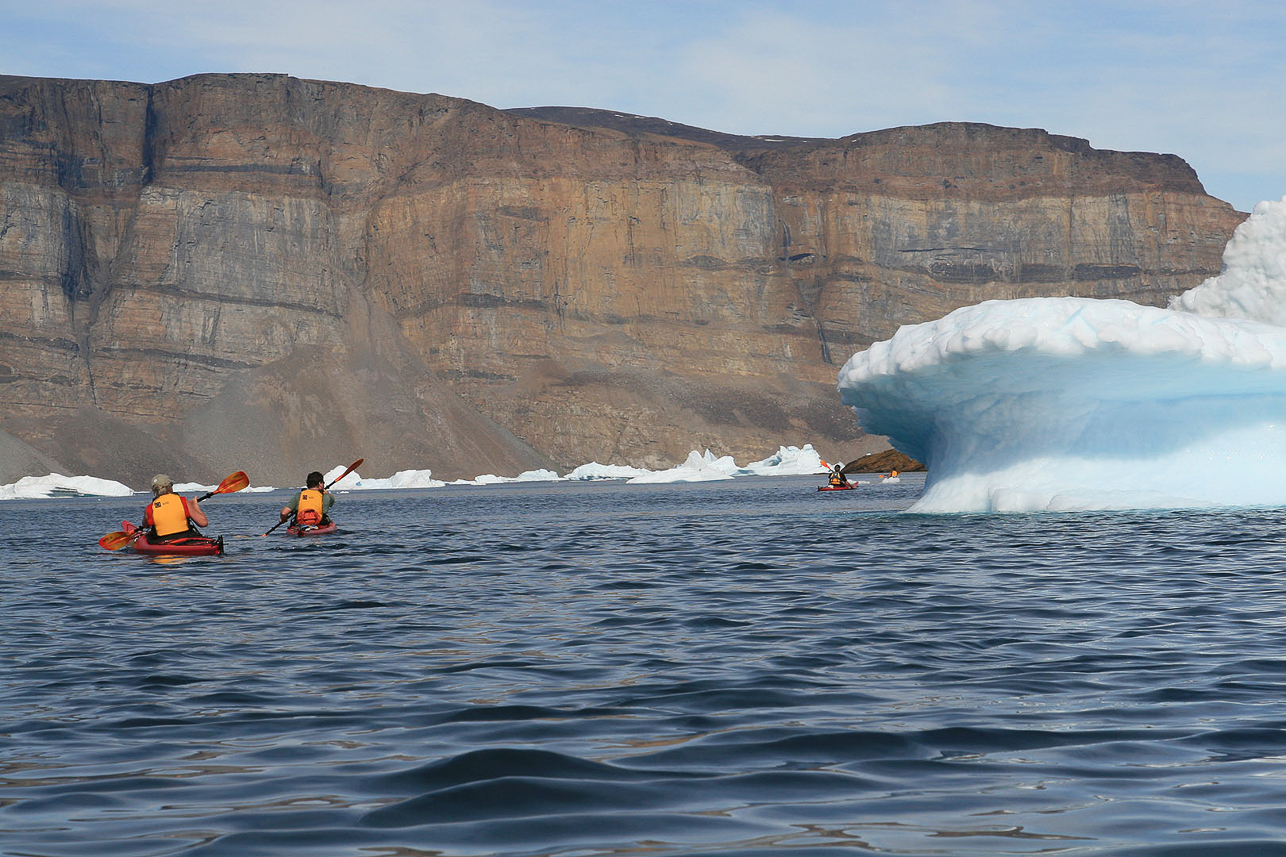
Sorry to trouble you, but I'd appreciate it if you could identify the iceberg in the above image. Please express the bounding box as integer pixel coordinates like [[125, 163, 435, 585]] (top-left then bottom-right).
[[0, 473, 134, 500], [837, 196, 1286, 514], [626, 449, 737, 484], [174, 480, 276, 494], [322, 465, 445, 490], [564, 462, 652, 480], [362, 469, 448, 489], [174, 481, 214, 493], [460, 469, 564, 486], [564, 446, 828, 481], [736, 444, 830, 477]]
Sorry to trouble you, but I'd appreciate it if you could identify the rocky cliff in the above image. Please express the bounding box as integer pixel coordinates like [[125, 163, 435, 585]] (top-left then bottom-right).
[[0, 73, 1246, 486]]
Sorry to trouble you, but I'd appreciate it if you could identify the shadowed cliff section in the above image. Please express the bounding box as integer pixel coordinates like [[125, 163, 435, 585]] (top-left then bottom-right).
[[0, 74, 1247, 486]]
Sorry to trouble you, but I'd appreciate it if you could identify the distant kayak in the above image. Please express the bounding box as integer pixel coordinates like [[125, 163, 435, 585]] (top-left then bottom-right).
[[286, 521, 338, 537], [121, 521, 224, 556], [817, 484, 855, 492]]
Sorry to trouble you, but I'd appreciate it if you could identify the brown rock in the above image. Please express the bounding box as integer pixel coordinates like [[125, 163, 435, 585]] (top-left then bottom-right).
[[843, 449, 925, 474], [0, 74, 1247, 486]]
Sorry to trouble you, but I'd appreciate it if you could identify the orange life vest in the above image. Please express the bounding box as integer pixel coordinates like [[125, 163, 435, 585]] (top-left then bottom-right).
[[829, 472, 845, 486], [150, 493, 190, 537], [296, 489, 324, 526]]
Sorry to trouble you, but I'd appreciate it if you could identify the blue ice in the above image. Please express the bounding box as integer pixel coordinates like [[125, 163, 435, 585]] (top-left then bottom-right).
[[838, 197, 1286, 512]]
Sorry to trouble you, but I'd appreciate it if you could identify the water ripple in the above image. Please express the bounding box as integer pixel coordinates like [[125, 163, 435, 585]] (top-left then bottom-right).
[[6, 478, 1286, 854]]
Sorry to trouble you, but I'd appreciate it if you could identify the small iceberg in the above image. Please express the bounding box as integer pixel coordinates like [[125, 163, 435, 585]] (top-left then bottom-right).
[[322, 465, 446, 490], [174, 480, 277, 494], [736, 444, 830, 477], [627, 449, 737, 483], [564, 462, 652, 480], [0, 473, 134, 500], [462, 469, 565, 486]]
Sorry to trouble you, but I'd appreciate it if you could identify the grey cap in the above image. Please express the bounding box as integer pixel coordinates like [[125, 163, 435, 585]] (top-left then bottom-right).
[[151, 473, 173, 490]]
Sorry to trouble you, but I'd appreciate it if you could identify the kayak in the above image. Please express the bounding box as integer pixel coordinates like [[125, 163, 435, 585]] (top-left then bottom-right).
[[121, 521, 224, 556], [817, 484, 855, 491], [286, 521, 338, 537]]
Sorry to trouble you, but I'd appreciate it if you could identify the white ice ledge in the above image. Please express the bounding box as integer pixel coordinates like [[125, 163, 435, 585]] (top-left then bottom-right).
[[839, 298, 1286, 512]]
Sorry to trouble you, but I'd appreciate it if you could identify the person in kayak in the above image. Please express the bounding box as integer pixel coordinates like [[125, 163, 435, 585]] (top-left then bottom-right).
[[143, 474, 209, 541], [828, 464, 849, 487], [279, 471, 335, 528]]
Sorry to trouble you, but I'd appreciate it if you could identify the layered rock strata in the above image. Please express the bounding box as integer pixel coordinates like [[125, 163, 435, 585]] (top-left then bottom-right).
[[0, 74, 1245, 485]]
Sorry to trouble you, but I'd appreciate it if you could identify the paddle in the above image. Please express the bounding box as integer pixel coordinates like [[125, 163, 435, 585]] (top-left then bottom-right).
[[196, 470, 249, 501], [98, 470, 250, 551], [262, 458, 363, 536], [98, 527, 142, 552]]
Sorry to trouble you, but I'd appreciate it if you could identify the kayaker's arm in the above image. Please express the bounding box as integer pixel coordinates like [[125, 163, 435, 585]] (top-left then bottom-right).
[[188, 498, 210, 528], [280, 493, 300, 523]]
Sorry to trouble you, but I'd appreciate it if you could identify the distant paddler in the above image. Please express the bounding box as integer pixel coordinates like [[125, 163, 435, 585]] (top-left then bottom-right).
[[279, 470, 336, 531], [263, 459, 362, 536], [827, 464, 850, 488]]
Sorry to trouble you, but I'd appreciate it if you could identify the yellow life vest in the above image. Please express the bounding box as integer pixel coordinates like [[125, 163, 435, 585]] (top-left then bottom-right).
[[829, 472, 845, 486], [150, 493, 190, 537], [296, 489, 324, 526]]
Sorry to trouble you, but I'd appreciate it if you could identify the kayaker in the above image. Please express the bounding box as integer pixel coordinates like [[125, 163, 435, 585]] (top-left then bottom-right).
[[280, 471, 335, 528], [143, 474, 209, 541], [828, 464, 849, 487]]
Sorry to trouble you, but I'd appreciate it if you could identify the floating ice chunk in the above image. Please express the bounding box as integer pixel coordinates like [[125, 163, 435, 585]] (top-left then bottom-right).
[[463, 469, 564, 485], [359, 470, 446, 489], [173, 481, 215, 493], [447, 469, 565, 486], [516, 469, 563, 482], [321, 466, 444, 490], [0, 473, 134, 500], [323, 464, 363, 490], [564, 462, 652, 480], [174, 480, 274, 493], [737, 444, 829, 476], [627, 449, 736, 483]]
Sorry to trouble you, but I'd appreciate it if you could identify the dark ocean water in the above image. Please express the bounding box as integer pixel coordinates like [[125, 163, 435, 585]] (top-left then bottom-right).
[[6, 473, 1286, 856]]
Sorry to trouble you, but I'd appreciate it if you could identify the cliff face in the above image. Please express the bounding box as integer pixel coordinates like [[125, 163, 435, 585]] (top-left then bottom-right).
[[0, 74, 1245, 485]]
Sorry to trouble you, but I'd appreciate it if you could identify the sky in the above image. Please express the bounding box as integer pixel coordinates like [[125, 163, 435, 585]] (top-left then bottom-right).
[[2, 0, 1283, 213]]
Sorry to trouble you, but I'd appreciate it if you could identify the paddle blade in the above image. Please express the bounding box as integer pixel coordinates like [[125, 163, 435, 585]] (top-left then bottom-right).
[[216, 471, 250, 495], [99, 530, 135, 551]]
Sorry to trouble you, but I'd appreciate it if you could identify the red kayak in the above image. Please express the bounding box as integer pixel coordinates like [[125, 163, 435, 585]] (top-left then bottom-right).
[[286, 521, 338, 537], [121, 521, 224, 556], [817, 484, 855, 492]]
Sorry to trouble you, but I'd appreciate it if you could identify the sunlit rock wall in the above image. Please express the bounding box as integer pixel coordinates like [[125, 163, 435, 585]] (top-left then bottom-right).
[[0, 74, 1246, 483]]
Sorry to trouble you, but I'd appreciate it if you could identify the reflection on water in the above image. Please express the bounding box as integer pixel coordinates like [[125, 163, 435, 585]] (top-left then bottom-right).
[[4, 475, 1286, 855]]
